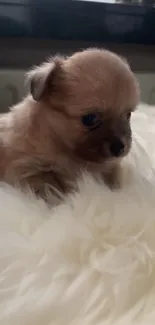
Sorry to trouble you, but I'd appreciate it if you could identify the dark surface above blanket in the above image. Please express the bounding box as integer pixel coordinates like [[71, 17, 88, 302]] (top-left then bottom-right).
[[0, 0, 155, 45]]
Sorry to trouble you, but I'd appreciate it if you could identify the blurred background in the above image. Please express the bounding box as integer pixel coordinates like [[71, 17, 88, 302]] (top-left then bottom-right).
[[0, 0, 155, 111]]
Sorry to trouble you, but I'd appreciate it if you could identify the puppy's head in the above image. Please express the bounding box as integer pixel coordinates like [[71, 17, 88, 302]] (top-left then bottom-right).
[[28, 49, 140, 168]]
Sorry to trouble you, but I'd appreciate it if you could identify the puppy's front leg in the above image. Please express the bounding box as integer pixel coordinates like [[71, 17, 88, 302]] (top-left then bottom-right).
[[103, 163, 123, 189], [22, 171, 67, 200]]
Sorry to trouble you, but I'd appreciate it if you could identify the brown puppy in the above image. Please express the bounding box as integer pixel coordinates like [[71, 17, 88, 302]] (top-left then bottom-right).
[[0, 48, 140, 197]]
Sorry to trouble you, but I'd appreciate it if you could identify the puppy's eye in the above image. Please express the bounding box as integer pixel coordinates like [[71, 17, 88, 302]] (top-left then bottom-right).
[[81, 113, 101, 129], [127, 112, 131, 120]]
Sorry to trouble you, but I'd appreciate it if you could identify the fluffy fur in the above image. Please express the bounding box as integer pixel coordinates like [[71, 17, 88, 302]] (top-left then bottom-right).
[[0, 103, 155, 325], [0, 49, 140, 196]]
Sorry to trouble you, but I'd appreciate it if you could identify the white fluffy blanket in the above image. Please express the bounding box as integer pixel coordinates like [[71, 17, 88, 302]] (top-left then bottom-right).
[[0, 104, 155, 325]]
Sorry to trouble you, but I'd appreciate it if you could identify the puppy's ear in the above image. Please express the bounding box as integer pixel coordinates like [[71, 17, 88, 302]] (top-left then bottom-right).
[[27, 58, 62, 101], [120, 55, 130, 68]]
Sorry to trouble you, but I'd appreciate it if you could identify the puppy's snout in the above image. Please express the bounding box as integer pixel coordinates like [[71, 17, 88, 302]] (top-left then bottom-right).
[[110, 138, 125, 157]]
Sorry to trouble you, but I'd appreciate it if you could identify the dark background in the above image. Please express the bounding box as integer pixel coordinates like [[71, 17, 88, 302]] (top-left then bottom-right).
[[0, 0, 155, 71]]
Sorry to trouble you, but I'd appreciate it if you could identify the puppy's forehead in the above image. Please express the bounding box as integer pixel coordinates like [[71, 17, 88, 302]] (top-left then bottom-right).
[[63, 49, 140, 116]]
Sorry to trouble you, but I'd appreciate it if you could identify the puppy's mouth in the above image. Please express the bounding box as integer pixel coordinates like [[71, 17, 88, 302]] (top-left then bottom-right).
[[78, 143, 131, 169], [74, 134, 132, 167], [91, 139, 130, 158]]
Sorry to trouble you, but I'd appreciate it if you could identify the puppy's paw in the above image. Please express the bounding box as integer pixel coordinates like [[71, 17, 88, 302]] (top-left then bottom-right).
[[103, 163, 123, 190]]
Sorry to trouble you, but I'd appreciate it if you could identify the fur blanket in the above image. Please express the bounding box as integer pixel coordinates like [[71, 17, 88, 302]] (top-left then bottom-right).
[[0, 103, 155, 325]]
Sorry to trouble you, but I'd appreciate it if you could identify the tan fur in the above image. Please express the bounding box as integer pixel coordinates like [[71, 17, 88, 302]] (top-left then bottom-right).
[[0, 48, 140, 197]]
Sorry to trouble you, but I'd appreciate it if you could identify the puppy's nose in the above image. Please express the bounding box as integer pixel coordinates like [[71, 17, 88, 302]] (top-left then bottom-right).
[[110, 138, 125, 157]]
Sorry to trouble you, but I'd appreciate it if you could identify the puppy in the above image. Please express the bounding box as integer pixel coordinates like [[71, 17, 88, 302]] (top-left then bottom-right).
[[0, 48, 140, 198]]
